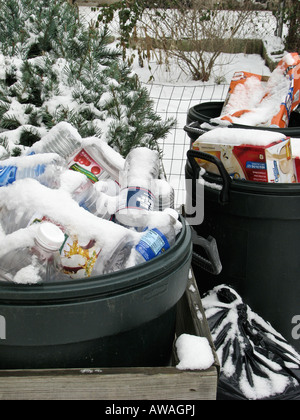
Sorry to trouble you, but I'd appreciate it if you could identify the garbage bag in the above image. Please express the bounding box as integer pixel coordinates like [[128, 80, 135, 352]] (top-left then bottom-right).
[[202, 285, 300, 400]]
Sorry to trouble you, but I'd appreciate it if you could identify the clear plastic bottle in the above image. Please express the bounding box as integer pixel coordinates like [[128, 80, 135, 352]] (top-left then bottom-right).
[[27, 122, 82, 160], [75, 183, 118, 220], [0, 222, 65, 284], [134, 223, 175, 266], [93, 233, 134, 275], [0, 153, 66, 188], [96, 179, 120, 197], [116, 147, 160, 228], [131, 209, 180, 267]]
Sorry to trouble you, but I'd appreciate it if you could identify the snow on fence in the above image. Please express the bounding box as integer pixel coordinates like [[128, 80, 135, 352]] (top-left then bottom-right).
[[145, 83, 229, 208]]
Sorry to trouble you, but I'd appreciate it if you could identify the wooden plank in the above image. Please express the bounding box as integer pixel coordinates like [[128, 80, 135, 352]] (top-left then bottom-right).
[[0, 367, 217, 400]]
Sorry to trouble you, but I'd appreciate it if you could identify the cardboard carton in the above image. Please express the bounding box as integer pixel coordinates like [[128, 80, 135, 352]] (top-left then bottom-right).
[[192, 137, 295, 183]]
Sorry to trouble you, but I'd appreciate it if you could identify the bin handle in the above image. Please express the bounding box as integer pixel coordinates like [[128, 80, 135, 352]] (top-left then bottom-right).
[[191, 228, 222, 275], [187, 149, 232, 205], [184, 122, 207, 139]]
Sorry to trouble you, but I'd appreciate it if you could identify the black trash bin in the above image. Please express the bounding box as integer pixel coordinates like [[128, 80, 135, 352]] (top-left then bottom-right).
[[0, 216, 192, 369], [186, 101, 300, 143], [186, 148, 300, 353]]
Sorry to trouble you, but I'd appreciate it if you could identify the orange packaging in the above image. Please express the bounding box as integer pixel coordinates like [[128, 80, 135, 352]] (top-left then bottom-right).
[[220, 71, 269, 124], [221, 53, 300, 129]]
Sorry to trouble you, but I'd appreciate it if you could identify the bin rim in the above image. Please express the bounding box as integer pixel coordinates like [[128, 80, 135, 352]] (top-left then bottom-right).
[[188, 101, 300, 137], [0, 216, 192, 304], [186, 160, 300, 197]]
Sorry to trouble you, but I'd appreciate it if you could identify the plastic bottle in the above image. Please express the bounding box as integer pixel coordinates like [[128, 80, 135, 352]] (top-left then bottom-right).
[[0, 153, 66, 188], [97, 179, 120, 196], [75, 182, 118, 220], [135, 223, 175, 265], [115, 147, 160, 228], [0, 222, 65, 284], [67, 137, 125, 185], [154, 179, 175, 211], [27, 122, 82, 159], [93, 233, 134, 275], [127, 209, 180, 267]]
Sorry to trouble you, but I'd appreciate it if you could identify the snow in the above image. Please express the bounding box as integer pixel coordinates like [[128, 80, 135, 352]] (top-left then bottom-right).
[[195, 127, 286, 146], [175, 333, 214, 371], [12, 260, 42, 285], [0, 178, 141, 258]]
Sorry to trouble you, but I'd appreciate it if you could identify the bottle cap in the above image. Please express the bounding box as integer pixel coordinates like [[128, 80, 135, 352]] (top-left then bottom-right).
[[36, 222, 65, 251]]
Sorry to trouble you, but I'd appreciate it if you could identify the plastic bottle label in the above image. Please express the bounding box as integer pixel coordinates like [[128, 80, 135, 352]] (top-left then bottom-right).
[[117, 187, 154, 212], [29, 213, 101, 279], [0, 164, 46, 186], [68, 148, 105, 183], [136, 228, 170, 262], [0, 166, 18, 186], [60, 236, 101, 279]]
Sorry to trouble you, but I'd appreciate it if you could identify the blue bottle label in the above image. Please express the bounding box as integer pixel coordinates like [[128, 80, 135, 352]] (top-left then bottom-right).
[[136, 228, 170, 262], [0, 166, 18, 186], [0, 164, 46, 187]]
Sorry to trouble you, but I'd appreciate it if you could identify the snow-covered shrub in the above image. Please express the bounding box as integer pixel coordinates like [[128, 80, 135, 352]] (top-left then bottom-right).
[[0, 0, 174, 158]]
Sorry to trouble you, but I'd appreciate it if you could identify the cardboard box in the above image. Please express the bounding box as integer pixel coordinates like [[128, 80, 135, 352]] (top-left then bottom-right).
[[192, 137, 295, 183], [290, 138, 300, 182]]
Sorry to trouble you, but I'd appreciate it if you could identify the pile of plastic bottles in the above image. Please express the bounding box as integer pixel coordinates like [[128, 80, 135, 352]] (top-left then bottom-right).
[[0, 122, 179, 285]]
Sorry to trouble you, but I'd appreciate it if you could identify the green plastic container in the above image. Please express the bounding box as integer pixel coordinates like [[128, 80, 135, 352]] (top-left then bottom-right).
[[186, 150, 300, 353], [0, 217, 192, 369]]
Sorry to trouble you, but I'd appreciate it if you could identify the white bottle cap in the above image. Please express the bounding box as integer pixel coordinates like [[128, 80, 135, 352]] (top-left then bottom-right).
[[36, 222, 65, 251]]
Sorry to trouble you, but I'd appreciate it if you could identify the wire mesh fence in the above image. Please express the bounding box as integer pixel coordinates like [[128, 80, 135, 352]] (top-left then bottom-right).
[[145, 83, 229, 208], [78, 4, 283, 40], [76, 3, 283, 208], [78, 5, 230, 208]]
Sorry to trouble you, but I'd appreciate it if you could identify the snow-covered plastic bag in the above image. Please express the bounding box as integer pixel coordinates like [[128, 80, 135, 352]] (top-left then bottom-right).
[[202, 285, 300, 400]]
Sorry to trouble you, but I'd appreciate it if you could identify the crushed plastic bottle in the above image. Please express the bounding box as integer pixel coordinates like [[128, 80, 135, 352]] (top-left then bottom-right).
[[0, 222, 65, 284], [27, 122, 82, 159], [116, 147, 160, 228], [0, 153, 66, 188], [74, 182, 118, 220]]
